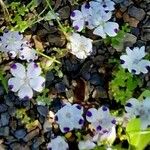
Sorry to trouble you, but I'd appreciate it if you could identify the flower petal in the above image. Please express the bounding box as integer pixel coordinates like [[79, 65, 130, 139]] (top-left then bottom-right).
[[86, 108, 98, 123], [29, 76, 45, 92], [93, 26, 106, 38], [27, 62, 41, 78], [73, 19, 85, 32], [10, 63, 26, 79], [18, 84, 33, 99], [8, 77, 24, 92], [104, 22, 119, 37], [70, 10, 83, 20]]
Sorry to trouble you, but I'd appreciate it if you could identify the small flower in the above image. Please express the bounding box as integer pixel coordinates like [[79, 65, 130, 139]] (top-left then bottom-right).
[[67, 32, 93, 59], [120, 46, 150, 74], [78, 140, 96, 150], [90, 11, 119, 38], [86, 106, 116, 133], [55, 103, 84, 133], [47, 136, 69, 150], [125, 97, 150, 129], [0, 30, 23, 57], [70, 3, 92, 31], [8, 62, 45, 99]]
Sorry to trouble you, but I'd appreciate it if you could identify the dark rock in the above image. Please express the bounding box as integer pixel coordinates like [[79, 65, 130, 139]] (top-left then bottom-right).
[[46, 71, 54, 84], [0, 126, 9, 136], [55, 82, 66, 93], [1, 112, 10, 126], [14, 129, 26, 139], [24, 128, 40, 142], [89, 73, 104, 86], [58, 6, 70, 19], [10, 143, 30, 150], [128, 6, 145, 21], [0, 86, 4, 96], [0, 104, 8, 113], [37, 105, 48, 117], [32, 136, 45, 149]]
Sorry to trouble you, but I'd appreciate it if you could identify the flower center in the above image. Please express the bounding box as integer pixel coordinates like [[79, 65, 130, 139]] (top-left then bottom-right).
[[66, 112, 71, 118]]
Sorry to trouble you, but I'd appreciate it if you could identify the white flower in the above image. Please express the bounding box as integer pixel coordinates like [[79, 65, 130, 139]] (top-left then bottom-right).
[[70, 3, 92, 31], [125, 97, 150, 129], [86, 106, 116, 133], [67, 32, 93, 59], [8, 62, 45, 99], [47, 136, 69, 150], [120, 46, 150, 75], [78, 140, 96, 150], [0, 30, 23, 57], [0, 30, 38, 61], [55, 103, 84, 133], [90, 11, 119, 38]]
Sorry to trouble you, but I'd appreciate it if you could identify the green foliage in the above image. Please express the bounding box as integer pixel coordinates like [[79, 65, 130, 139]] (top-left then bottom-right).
[[15, 109, 39, 129], [109, 67, 141, 105], [126, 118, 150, 150], [36, 89, 52, 106], [104, 24, 130, 48], [0, 69, 8, 93]]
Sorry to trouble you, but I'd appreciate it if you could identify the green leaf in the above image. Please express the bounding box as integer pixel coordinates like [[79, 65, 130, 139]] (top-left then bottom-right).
[[0, 70, 8, 93], [126, 118, 150, 150]]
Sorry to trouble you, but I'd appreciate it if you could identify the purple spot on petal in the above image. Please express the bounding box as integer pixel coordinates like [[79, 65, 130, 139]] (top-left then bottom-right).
[[20, 47, 23, 51], [96, 125, 102, 131], [111, 119, 116, 124], [55, 115, 58, 121], [34, 63, 38, 68], [29, 59, 33, 62], [102, 106, 108, 111], [85, 21, 89, 26], [114, 28, 119, 33], [76, 105, 81, 110], [103, 130, 108, 133], [103, 4, 107, 8], [10, 64, 17, 69], [0, 38, 1, 41], [131, 69, 136, 74], [21, 55, 24, 59], [9, 85, 13, 90], [24, 96, 29, 100], [48, 148, 52, 150], [86, 111, 92, 117], [71, 11, 75, 17], [5, 45, 8, 48], [63, 127, 70, 132], [120, 59, 125, 64], [85, 3, 90, 9], [41, 82, 45, 87], [105, 10, 109, 13], [74, 25, 79, 31], [126, 102, 132, 107], [79, 119, 84, 125]]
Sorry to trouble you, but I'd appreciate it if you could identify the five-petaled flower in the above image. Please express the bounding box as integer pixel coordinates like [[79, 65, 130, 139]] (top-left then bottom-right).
[[125, 97, 150, 129], [0, 30, 38, 61], [55, 103, 84, 133], [86, 106, 116, 134], [120, 46, 150, 75], [47, 136, 69, 150], [8, 62, 45, 99], [67, 32, 93, 59]]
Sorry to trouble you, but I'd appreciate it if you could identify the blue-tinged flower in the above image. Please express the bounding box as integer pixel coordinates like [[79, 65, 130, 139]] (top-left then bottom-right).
[[125, 97, 150, 129], [67, 32, 93, 59], [8, 62, 45, 99], [55, 103, 84, 133], [47, 136, 69, 150], [70, 3, 92, 31], [0, 30, 23, 57], [120, 46, 150, 75], [86, 106, 116, 133]]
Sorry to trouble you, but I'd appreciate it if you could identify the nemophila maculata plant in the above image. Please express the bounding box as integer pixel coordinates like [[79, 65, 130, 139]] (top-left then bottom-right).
[[1, 0, 150, 149], [109, 67, 141, 105]]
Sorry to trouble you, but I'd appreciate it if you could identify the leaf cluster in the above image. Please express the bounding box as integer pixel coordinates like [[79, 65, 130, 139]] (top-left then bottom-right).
[[109, 67, 141, 105]]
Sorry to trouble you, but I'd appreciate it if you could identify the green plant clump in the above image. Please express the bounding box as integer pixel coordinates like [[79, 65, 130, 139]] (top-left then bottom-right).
[[109, 67, 141, 105]]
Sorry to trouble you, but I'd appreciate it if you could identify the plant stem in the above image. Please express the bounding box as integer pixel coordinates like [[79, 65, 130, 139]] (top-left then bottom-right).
[[45, 0, 66, 35], [36, 50, 61, 64]]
